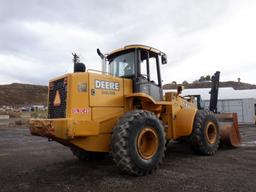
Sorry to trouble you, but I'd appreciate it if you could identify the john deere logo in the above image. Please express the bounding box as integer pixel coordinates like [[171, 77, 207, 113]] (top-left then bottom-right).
[[53, 90, 61, 106], [95, 80, 119, 90]]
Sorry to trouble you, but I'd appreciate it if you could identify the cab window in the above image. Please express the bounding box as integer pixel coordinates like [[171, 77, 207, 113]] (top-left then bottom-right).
[[109, 51, 135, 77], [140, 50, 159, 85]]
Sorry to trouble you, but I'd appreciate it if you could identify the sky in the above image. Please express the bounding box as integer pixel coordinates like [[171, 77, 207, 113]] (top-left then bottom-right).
[[0, 0, 256, 85]]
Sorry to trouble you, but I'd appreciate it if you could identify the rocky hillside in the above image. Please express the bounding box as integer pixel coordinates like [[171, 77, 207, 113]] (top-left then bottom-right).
[[0, 83, 47, 107], [163, 81, 256, 90], [1, 81, 255, 107]]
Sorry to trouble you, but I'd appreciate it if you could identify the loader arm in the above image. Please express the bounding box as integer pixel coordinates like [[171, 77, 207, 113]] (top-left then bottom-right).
[[209, 71, 241, 147]]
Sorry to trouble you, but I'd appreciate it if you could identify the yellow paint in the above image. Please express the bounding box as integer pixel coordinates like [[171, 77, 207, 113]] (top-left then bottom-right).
[[30, 118, 100, 139], [161, 93, 197, 140], [72, 120, 99, 136], [124, 92, 197, 140], [205, 122, 217, 144], [30, 118, 71, 139], [30, 46, 201, 153], [123, 79, 133, 96], [137, 127, 159, 160], [89, 73, 124, 107], [126, 92, 171, 105], [92, 107, 124, 133], [109, 44, 162, 55], [175, 108, 197, 137], [68, 73, 91, 121], [30, 72, 128, 152], [70, 134, 111, 152]]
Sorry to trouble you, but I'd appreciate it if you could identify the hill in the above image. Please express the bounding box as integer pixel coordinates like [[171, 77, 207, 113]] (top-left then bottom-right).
[[0, 83, 48, 107], [1, 81, 255, 107], [163, 81, 256, 90]]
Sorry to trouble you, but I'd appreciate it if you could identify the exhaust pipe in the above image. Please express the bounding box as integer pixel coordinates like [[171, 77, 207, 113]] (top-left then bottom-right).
[[97, 48, 107, 73]]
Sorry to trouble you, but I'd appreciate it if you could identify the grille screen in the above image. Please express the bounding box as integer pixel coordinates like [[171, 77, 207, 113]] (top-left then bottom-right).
[[48, 78, 67, 119]]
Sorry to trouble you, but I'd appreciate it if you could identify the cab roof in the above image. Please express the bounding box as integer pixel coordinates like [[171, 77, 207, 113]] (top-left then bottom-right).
[[108, 44, 164, 56]]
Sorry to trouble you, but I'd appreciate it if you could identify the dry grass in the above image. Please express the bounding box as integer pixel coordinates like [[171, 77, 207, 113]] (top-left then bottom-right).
[[0, 111, 21, 118], [30, 111, 47, 119]]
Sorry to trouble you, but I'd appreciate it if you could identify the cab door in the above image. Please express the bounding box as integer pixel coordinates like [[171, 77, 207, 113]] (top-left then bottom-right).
[[135, 49, 163, 101]]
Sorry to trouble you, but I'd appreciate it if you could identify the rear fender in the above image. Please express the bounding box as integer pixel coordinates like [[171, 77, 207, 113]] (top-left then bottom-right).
[[174, 108, 197, 137], [125, 93, 162, 115]]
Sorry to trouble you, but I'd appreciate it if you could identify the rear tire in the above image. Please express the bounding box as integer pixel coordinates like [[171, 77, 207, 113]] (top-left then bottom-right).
[[111, 110, 166, 176], [190, 110, 220, 155], [71, 147, 107, 160]]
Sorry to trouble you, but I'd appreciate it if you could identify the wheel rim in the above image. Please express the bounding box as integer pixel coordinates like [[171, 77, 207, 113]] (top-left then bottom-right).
[[137, 127, 159, 160], [206, 122, 217, 144]]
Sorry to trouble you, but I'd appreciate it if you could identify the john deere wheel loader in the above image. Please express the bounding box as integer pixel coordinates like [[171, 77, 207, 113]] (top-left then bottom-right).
[[30, 45, 241, 176]]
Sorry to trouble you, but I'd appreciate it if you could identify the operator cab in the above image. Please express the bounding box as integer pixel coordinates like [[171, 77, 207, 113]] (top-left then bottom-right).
[[106, 45, 167, 101]]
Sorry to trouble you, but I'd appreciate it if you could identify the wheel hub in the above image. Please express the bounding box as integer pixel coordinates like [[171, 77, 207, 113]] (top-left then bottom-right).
[[137, 127, 159, 160], [206, 122, 217, 144]]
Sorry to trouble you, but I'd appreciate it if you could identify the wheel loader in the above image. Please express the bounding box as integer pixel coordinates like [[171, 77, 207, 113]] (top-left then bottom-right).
[[30, 44, 241, 176]]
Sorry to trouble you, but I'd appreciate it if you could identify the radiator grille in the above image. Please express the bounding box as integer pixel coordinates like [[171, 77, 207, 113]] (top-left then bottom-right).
[[48, 78, 67, 119]]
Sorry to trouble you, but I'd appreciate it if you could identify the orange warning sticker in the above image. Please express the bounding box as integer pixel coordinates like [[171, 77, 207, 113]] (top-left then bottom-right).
[[53, 90, 61, 106]]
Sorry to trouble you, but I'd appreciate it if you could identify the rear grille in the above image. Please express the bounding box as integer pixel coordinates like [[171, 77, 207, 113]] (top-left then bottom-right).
[[48, 78, 67, 119]]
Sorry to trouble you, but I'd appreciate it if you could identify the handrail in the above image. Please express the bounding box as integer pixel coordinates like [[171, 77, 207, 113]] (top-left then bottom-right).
[[87, 69, 112, 75]]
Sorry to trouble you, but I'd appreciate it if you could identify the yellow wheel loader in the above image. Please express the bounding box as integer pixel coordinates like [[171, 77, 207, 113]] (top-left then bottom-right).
[[30, 45, 241, 176]]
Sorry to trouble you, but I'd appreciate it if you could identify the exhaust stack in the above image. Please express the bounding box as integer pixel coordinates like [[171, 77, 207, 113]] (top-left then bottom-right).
[[97, 48, 107, 73]]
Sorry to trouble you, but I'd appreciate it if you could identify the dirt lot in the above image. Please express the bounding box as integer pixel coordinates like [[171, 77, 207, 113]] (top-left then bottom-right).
[[0, 126, 256, 192]]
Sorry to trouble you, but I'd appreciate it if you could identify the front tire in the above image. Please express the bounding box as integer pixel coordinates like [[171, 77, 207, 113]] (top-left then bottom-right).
[[190, 110, 220, 155], [111, 110, 166, 176]]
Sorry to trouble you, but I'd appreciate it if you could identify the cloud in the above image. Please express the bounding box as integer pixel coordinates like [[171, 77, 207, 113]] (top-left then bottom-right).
[[0, 0, 255, 85], [159, 0, 256, 84]]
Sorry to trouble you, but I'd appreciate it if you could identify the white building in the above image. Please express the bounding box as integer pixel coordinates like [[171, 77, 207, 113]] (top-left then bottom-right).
[[31, 105, 46, 111], [164, 88, 256, 124]]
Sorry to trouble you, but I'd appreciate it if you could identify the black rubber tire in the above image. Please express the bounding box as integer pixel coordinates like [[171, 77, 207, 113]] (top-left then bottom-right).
[[71, 147, 107, 160], [190, 110, 220, 155], [111, 110, 166, 176]]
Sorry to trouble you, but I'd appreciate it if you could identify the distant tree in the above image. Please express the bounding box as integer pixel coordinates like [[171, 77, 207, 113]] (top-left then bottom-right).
[[205, 75, 211, 81], [182, 80, 189, 85], [199, 76, 205, 82], [198, 75, 211, 82], [171, 81, 177, 85]]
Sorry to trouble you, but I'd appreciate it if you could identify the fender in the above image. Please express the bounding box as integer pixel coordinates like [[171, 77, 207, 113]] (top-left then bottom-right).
[[125, 93, 168, 115], [125, 92, 174, 119], [174, 107, 197, 137]]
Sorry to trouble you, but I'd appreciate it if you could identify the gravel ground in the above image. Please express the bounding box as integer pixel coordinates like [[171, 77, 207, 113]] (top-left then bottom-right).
[[0, 126, 256, 192]]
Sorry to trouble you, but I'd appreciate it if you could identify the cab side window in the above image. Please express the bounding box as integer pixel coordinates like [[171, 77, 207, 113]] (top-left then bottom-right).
[[149, 56, 158, 84], [140, 50, 159, 85], [140, 51, 148, 80]]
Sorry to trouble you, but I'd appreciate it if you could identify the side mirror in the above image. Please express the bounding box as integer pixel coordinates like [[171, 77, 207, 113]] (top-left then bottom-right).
[[161, 54, 167, 64]]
